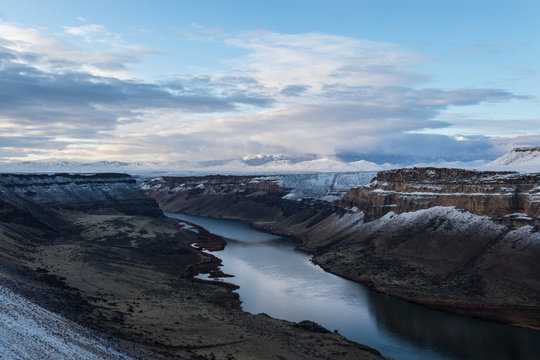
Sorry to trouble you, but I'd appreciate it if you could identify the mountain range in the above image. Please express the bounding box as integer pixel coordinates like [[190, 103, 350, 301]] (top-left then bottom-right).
[[0, 147, 538, 175]]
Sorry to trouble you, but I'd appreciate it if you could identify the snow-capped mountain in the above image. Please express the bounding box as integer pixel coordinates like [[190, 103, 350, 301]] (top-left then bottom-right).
[[2, 147, 538, 175], [484, 147, 540, 173], [0, 156, 389, 175]]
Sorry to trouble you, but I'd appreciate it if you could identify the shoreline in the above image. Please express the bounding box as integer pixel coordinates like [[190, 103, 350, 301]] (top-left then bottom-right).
[[175, 210, 540, 333]]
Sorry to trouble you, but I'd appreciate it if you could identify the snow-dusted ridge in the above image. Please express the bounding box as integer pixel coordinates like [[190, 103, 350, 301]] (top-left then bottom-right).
[[0, 283, 133, 360], [276, 172, 377, 201], [145, 172, 378, 203], [485, 147, 540, 173]]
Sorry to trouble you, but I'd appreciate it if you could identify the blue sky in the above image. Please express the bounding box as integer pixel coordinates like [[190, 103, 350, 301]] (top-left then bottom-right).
[[0, 0, 538, 164]]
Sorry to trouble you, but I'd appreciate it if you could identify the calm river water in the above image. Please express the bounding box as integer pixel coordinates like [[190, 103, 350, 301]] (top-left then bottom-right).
[[166, 212, 540, 360]]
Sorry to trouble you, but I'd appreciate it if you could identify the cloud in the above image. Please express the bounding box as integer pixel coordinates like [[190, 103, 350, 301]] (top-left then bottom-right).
[[64, 24, 107, 37], [224, 31, 428, 98], [0, 22, 154, 78], [0, 22, 536, 163], [280, 85, 310, 96], [420, 115, 540, 137], [0, 22, 274, 149], [0, 136, 63, 149], [0, 61, 274, 140], [110, 83, 522, 162], [178, 84, 519, 158]]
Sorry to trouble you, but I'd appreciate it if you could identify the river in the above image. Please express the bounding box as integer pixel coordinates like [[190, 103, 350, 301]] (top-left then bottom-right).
[[166, 212, 540, 360]]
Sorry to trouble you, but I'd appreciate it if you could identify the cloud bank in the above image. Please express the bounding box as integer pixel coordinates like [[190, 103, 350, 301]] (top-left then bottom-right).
[[0, 22, 537, 164]]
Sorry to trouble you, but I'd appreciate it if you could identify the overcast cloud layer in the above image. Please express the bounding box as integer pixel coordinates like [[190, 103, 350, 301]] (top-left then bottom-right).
[[0, 21, 538, 164]]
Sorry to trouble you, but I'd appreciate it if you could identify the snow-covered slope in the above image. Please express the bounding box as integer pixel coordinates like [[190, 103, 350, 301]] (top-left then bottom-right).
[[0, 284, 133, 360], [0, 157, 388, 175], [207, 157, 386, 173], [5, 147, 539, 175], [484, 147, 540, 173], [277, 172, 377, 201], [0, 173, 160, 218]]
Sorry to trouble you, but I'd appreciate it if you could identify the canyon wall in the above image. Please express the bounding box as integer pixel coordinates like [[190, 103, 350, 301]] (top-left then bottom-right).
[[0, 173, 161, 217], [143, 169, 540, 330], [340, 168, 540, 226]]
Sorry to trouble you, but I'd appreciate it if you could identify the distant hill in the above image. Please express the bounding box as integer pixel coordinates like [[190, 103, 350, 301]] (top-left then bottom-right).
[[2, 147, 539, 175], [484, 147, 540, 173], [0, 157, 388, 175]]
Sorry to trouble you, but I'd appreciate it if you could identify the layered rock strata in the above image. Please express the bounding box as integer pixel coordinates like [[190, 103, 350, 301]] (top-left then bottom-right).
[[340, 168, 540, 226]]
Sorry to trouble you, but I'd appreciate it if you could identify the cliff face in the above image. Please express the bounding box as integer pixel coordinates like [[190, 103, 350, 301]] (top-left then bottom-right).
[[143, 175, 348, 244], [0, 173, 161, 217], [339, 168, 540, 226]]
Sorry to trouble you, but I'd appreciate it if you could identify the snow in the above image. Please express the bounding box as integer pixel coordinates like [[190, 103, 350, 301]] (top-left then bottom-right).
[[503, 226, 540, 245], [504, 213, 532, 220], [179, 222, 199, 233], [371, 189, 514, 197], [367, 207, 505, 236], [0, 284, 133, 360], [484, 147, 540, 173], [1, 147, 538, 175], [275, 172, 376, 201], [406, 184, 444, 191], [0, 157, 388, 175], [0, 174, 144, 213]]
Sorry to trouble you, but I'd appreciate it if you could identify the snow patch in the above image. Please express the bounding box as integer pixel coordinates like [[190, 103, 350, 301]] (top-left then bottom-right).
[[0, 284, 133, 359], [485, 147, 540, 173], [364, 207, 504, 236], [503, 226, 540, 245], [277, 172, 376, 202]]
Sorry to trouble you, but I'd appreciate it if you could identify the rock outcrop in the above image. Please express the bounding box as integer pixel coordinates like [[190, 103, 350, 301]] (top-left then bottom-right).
[[339, 168, 540, 226]]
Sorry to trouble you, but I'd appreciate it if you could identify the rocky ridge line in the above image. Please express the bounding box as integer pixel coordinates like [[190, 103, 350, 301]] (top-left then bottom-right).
[[339, 167, 540, 227]]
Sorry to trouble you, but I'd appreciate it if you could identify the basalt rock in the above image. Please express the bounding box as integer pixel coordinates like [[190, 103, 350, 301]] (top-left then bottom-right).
[[0, 173, 161, 217], [339, 168, 540, 226]]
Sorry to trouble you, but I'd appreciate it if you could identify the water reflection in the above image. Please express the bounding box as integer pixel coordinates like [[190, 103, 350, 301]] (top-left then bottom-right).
[[166, 213, 540, 360], [366, 290, 540, 360]]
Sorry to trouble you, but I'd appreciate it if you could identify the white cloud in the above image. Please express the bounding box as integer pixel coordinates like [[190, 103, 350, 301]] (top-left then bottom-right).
[[64, 24, 106, 37], [0, 22, 536, 164], [223, 31, 427, 101], [0, 22, 153, 78]]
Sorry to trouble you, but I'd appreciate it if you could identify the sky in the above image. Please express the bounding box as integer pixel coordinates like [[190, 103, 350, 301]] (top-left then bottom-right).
[[0, 0, 539, 165]]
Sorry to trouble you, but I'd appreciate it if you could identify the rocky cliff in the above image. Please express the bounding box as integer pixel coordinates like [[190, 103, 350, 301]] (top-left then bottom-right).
[[340, 168, 540, 226], [143, 170, 540, 330], [0, 173, 161, 216]]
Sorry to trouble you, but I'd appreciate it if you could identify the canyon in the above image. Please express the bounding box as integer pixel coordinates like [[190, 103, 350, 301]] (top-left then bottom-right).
[[1, 167, 539, 358], [143, 168, 540, 330], [0, 173, 386, 360]]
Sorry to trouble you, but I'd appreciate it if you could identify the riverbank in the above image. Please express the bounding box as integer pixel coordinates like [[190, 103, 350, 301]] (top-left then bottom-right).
[[164, 212, 540, 360], [0, 173, 389, 359]]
